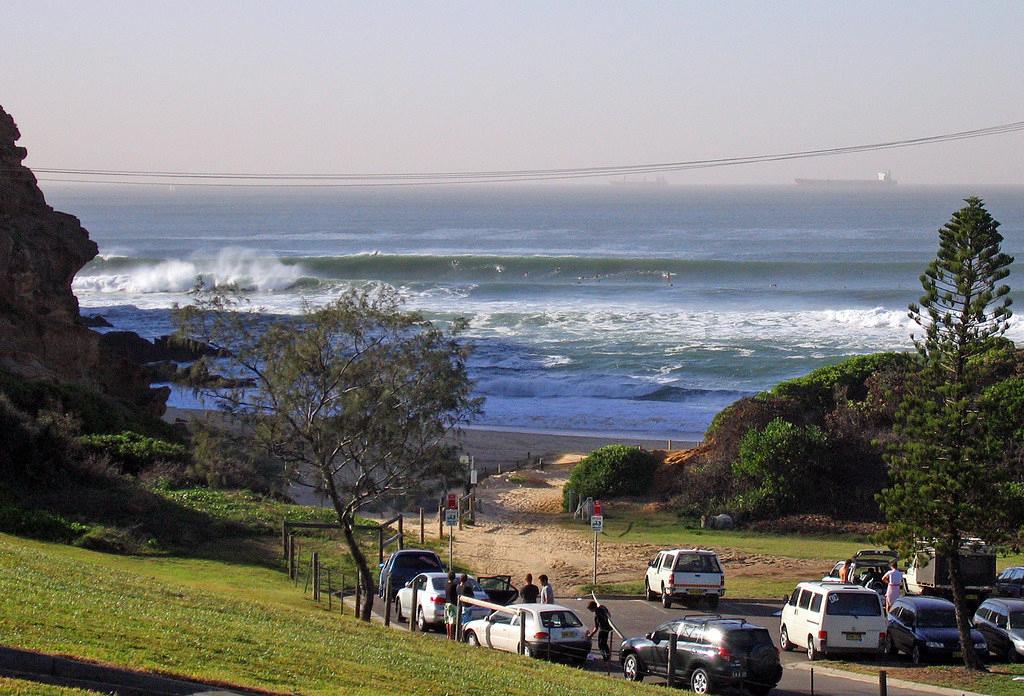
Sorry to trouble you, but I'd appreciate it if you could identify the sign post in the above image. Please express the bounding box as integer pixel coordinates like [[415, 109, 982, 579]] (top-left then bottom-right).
[[446, 492, 458, 568], [591, 500, 603, 586]]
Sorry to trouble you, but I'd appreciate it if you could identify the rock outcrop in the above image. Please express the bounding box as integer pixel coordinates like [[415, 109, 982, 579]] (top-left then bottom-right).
[[0, 104, 166, 415]]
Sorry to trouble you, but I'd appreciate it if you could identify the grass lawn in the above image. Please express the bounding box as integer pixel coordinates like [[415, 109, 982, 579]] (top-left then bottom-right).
[[0, 678, 100, 695], [0, 533, 662, 696], [821, 659, 1024, 696]]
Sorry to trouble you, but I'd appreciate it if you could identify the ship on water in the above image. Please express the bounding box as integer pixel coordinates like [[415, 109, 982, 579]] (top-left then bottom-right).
[[795, 170, 897, 188]]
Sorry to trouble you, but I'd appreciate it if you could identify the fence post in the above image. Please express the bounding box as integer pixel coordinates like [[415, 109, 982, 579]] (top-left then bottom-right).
[[398, 514, 405, 550], [384, 576, 392, 627], [469, 494, 475, 525], [667, 633, 677, 686], [410, 583, 418, 633], [456, 597, 464, 642], [312, 552, 320, 602], [378, 527, 384, 566], [810, 667, 815, 696], [438, 504, 443, 539], [282, 521, 288, 558], [519, 610, 527, 655], [289, 536, 297, 582], [458, 499, 464, 531], [419, 507, 425, 544], [327, 567, 332, 611], [879, 670, 887, 696]]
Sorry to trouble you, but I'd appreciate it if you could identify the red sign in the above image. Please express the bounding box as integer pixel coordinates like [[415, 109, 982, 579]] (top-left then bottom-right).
[[447, 493, 458, 510], [594, 500, 602, 516]]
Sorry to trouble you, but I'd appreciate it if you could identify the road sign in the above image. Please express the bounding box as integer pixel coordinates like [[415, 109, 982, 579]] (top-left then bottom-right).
[[459, 455, 470, 465], [447, 493, 457, 510], [594, 500, 602, 516], [446, 509, 458, 526], [591, 514, 603, 532]]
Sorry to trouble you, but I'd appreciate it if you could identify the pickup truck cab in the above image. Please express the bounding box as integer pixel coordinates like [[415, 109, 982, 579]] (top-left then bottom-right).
[[644, 549, 724, 609]]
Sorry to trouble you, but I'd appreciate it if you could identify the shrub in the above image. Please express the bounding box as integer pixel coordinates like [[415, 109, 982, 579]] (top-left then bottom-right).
[[562, 445, 656, 511], [0, 503, 91, 542], [731, 418, 828, 518], [0, 394, 80, 481], [78, 432, 189, 475]]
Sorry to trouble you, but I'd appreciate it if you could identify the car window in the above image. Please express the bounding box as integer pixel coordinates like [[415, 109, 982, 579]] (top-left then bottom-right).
[[789, 588, 801, 606], [1013, 568, 1024, 581], [680, 623, 704, 643], [809, 593, 823, 612], [540, 610, 583, 628], [975, 608, 991, 622], [431, 578, 447, 591], [1010, 611, 1024, 628], [661, 554, 674, 570], [993, 611, 1008, 629], [649, 555, 660, 568], [392, 553, 443, 570], [828, 562, 842, 578], [674, 554, 721, 573], [490, 612, 512, 625], [414, 576, 427, 589], [901, 608, 916, 624], [798, 590, 812, 610], [653, 621, 680, 642], [825, 592, 882, 616], [725, 629, 774, 653], [917, 609, 956, 628]]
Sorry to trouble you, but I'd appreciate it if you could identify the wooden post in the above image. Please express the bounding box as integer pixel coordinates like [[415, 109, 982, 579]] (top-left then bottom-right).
[[378, 527, 385, 566], [810, 667, 815, 696], [327, 567, 332, 611], [519, 610, 527, 655], [384, 576, 392, 627], [438, 504, 443, 539], [282, 521, 288, 558], [419, 507, 425, 544], [458, 499, 464, 531], [398, 514, 405, 550], [666, 633, 677, 686], [469, 495, 475, 525], [289, 536, 297, 581], [303, 554, 311, 594], [456, 597, 463, 642], [312, 551, 320, 601], [593, 529, 599, 587], [410, 583, 418, 633], [879, 671, 887, 696]]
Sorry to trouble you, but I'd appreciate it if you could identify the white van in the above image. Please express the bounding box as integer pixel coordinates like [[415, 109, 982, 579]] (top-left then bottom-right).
[[779, 581, 887, 660]]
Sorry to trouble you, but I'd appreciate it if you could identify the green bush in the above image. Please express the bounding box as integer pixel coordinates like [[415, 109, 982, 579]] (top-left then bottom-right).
[[0, 503, 91, 542], [731, 418, 828, 518], [562, 445, 656, 511], [767, 352, 912, 407], [78, 432, 189, 475]]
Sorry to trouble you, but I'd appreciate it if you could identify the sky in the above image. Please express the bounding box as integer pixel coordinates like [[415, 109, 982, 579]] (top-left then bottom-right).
[[3, 1, 1024, 186]]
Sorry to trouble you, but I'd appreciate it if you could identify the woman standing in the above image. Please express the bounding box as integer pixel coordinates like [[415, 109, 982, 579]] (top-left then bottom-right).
[[881, 560, 903, 613]]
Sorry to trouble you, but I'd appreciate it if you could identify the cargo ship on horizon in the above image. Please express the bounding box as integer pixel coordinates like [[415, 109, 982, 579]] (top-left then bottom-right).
[[795, 170, 897, 187]]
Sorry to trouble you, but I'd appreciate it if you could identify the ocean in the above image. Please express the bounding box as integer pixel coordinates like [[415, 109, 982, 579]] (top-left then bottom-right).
[[51, 184, 1024, 440]]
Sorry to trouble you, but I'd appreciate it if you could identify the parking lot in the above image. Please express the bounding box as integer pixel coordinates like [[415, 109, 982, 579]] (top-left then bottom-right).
[[369, 595, 942, 695]]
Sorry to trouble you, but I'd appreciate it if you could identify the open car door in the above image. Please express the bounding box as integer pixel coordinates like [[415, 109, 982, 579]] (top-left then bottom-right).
[[477, 575, 518, 605]]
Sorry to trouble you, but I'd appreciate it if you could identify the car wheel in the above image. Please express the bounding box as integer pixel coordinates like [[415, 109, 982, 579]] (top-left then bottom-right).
[[807, 635, 820, 661], [706, 595, 720, 610], [394, 598, 404, 623], [780, 626, 794, 652], [622, 653, 644, 682], [661, 585, 672, 609], [416, 607, 428, 632], [884, 635, 897, 657], [465, 630, 480, 647], [689, 667, 712, 694], [645, 579, 656, 602], [911, 643, 923, 665], [520, 643, 533, 658], [1007, 643, 1018, 664]]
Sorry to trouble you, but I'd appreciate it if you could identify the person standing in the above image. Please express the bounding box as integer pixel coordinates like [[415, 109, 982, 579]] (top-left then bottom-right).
[[586, 600, 613, 661], [539, 574, 554, 604], [521, 573, 540, 603], [881, 560, 903, 613], [839, 559, 852, 583], [443, 571, 458, 640]]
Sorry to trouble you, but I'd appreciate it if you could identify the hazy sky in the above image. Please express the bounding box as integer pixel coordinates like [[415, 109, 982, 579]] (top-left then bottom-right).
[[4, 1, 1024, 185]]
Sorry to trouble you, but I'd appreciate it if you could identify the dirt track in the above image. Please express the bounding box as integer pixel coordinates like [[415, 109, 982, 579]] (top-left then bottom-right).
[[450, 456, 824, 594]]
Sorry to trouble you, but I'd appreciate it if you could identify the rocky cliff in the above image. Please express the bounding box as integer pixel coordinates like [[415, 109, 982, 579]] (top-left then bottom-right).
[[0, 104, 165, 415]]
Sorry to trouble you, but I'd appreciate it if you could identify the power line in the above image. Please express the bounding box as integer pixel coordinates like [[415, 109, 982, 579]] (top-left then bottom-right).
[[21, 119, 1024, 188]]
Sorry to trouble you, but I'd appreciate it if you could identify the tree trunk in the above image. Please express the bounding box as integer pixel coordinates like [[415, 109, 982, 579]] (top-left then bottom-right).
[[947, 552, 984, 670], [342, 512, 375, 621]]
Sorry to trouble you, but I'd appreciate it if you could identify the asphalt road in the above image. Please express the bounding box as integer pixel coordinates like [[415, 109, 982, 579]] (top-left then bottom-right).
[[369, 595, 945, 695]]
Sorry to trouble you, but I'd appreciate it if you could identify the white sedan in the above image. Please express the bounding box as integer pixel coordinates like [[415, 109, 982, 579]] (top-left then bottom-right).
[[462, 603, 591, 664], [393, 572, 491, 632]]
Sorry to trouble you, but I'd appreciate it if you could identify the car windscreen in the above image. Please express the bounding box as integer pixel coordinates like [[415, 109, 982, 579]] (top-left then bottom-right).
[[917, 609, 956, 628], [674, 554, 721, 573], [392, 553, 443, 570], [824, 593, 881, 616], [1011, 611, 1024, 627], [725, 629, 774, 652], [540, 610, 583, 628]]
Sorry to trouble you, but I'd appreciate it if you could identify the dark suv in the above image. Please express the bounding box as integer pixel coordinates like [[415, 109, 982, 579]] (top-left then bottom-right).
[[620, 615, 783, 695], [994, 567, 1024, 598]]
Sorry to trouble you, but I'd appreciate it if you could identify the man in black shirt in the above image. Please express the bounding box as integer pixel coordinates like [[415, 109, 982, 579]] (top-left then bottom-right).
[[444, 571, 458, 640], [586, 600, 613, 661], [521, 573, 540, 603]]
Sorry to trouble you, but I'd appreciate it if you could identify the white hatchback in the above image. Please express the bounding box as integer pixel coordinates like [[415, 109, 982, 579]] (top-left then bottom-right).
[[462, 603, 592, 665]]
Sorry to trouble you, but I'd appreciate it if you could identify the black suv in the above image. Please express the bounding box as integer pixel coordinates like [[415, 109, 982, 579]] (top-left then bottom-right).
[[619, 615, 783, 695]]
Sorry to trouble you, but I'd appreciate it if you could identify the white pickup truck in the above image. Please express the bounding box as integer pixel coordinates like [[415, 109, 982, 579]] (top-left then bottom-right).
[[644, 548, 725, 609]]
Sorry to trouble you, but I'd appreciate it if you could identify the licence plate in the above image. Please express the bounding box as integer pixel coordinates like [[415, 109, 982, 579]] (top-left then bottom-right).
[[558, 629, 578, 639], [687, 589, 704, 595], [732, 670, 747, 679], [844, 632, 864, 642]]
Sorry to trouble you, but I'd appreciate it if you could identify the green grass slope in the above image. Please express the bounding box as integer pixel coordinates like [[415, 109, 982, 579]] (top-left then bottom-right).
[[0, 534, 656, 696]]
